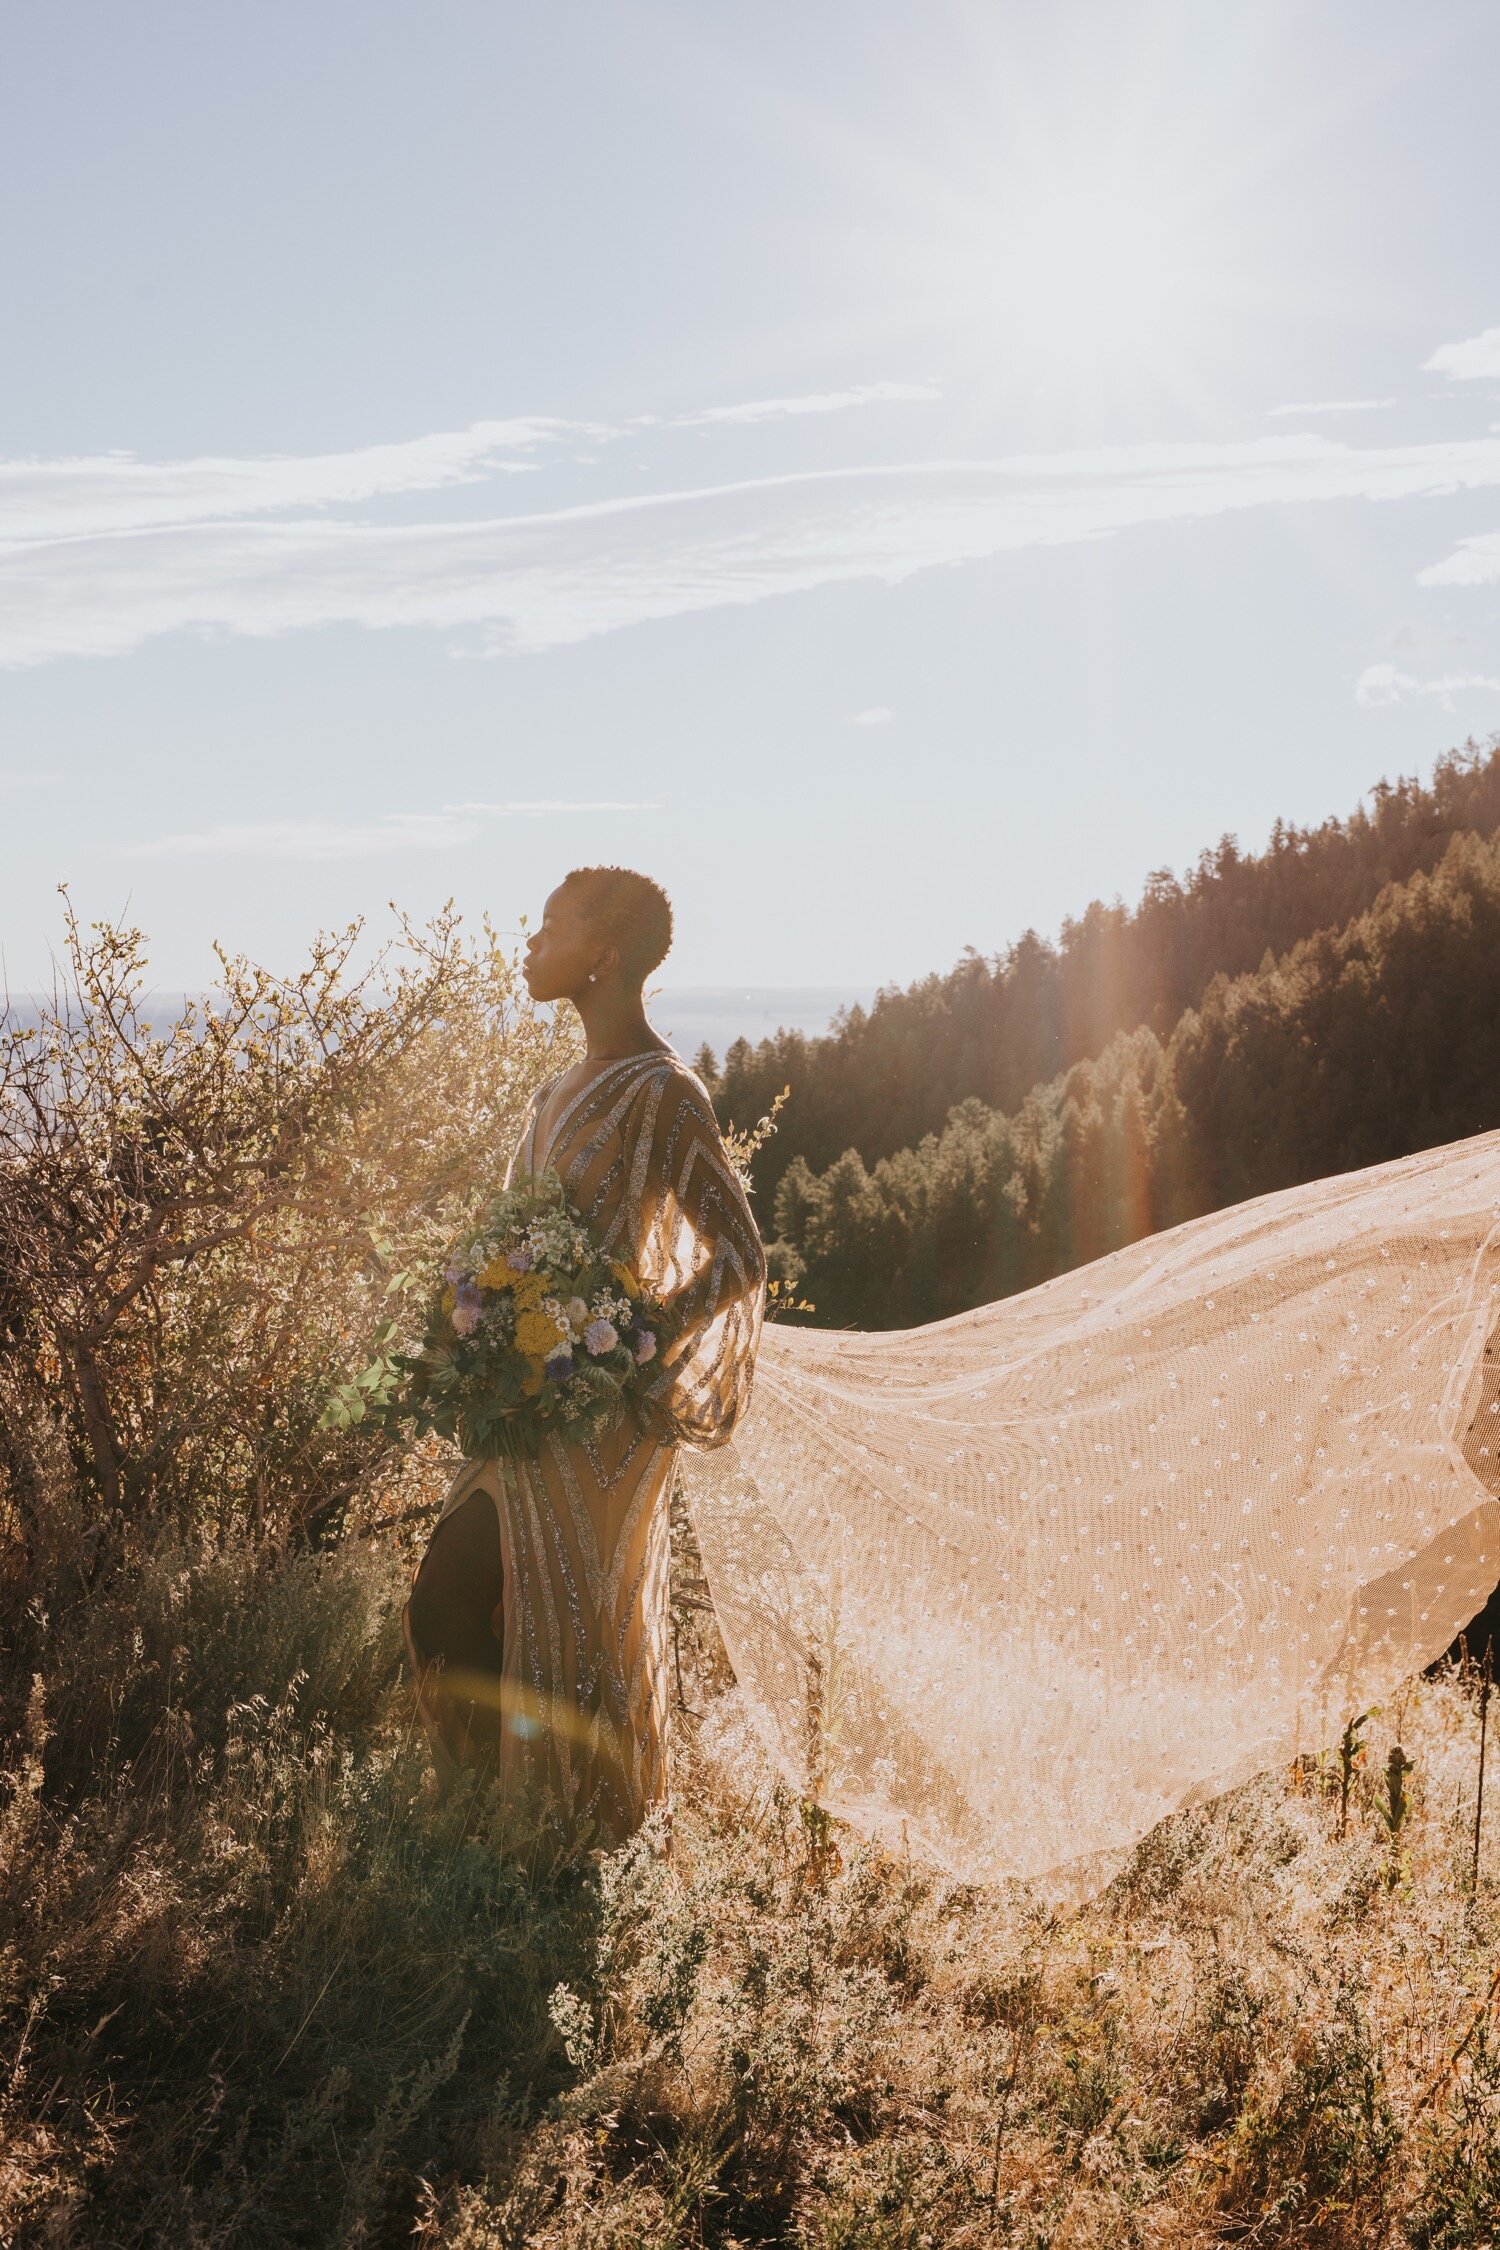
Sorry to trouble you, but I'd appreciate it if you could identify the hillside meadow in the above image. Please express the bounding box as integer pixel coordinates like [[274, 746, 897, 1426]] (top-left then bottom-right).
[[8, 1496, 1500, 2247], [7, 801, 1500, 2243]]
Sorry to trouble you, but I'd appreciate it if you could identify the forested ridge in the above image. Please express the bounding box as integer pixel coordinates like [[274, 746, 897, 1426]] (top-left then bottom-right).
[[711, 740, 1500, 1211], [747, 744, 1500, 1329]]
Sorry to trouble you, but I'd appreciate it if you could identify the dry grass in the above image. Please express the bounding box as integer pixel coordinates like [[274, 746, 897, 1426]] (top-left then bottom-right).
[[5, 1501, 1500, 2248]]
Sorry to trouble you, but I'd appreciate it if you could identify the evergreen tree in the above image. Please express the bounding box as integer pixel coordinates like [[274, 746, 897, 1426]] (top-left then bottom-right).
[[720, 740, 1500, 1210], [774, 822, 1500, 1329]]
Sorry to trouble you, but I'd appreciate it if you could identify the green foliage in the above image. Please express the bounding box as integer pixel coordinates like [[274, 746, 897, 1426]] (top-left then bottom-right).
[[1339, 1711, 1370, 1840], [0, 1514, 600, 2246], [1408, 2032, 1500, 2249], [1227, 1983, 1399, 2231], [1381, 1745, 1416, 1841], [775, 818, 1500, 1326], [717, 740, 1500, 1210], [317, 1317, 406, 1433]]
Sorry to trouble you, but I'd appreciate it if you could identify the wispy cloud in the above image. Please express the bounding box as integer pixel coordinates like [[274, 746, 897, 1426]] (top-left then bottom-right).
[[1355, 662, 1500, 709], [680, 382, 941, 427], [127, 814, 482, 861], [1424, 327, 1500, 381], [0, 388, 936, 552], [1418, 529, 1500, 586], [125, 801, 655, 860], [1266, 398, 1394, 418], [12, 429, 1500, 669], [0, 421, 581, 547], [849, 706, 894, 725], [445, 799, 658, 815]]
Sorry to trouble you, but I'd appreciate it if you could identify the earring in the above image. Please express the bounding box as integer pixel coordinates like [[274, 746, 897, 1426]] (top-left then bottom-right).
[[587, 972, 597, 985]]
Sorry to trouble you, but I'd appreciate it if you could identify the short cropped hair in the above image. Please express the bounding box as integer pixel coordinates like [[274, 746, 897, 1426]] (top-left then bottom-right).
[[560, 865, 674, 985]]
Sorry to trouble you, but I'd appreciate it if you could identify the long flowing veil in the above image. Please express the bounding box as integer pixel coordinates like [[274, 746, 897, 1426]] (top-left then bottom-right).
[[681, 1129, 1500, 1891]]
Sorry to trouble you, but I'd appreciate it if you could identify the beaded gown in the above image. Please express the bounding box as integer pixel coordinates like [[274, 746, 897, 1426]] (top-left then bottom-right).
[[437, 1051, 765, 1845]]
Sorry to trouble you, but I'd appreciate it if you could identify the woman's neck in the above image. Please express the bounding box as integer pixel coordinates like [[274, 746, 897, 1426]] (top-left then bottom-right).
[[573, 984, 667, 1063]]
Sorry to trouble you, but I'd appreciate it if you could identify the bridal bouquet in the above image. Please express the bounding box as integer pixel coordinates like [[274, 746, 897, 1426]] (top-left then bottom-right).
[[367, 1172, 674, 1462]]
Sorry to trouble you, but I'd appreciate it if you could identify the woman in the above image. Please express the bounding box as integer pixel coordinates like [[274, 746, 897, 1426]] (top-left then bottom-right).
[[405, 865, 765, 1845], [408, 872, 1500, 1893]]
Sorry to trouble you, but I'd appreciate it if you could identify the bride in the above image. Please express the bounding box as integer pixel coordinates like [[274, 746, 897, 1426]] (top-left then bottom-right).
[[408, 866, 1500, 1891], [404, 865, 765, 1844]]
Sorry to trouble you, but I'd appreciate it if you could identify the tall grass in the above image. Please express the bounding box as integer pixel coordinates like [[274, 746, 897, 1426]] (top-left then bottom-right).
[[7, 1493, 1500, 2246], [6, 909, 1500, 2244]]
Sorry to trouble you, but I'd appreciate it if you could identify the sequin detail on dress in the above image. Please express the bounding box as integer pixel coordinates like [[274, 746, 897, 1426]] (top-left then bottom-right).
[[440, 1054, 765, 1845]]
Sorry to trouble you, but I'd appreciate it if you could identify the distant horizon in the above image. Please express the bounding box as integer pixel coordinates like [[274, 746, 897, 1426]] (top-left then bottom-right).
[[0, 979, 884, 1067], [6, 725, 1495, 1041]]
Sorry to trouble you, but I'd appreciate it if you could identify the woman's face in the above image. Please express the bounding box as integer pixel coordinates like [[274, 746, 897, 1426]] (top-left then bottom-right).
[[522, 885, 607, 1003]]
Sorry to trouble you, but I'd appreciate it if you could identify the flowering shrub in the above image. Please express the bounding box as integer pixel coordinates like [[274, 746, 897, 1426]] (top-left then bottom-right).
[[0, 899, 574, 1543]]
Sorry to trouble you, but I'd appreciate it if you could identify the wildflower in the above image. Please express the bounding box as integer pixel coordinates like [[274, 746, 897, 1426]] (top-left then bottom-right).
[[565, 1295, 590, 1329], [545, 1348, 574, 1381], [452, 1281, 483, 1338], [583, 1317, 619, 1357], [507, 1246, 533, 1273], [516, 1308, 567, 1357], [634, 1328, 657, 1363]]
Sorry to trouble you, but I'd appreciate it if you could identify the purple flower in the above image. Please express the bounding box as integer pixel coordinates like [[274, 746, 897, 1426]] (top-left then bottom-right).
[[506, 1246, 534, 1273], [451, 1280, 483, 1337], [583, 1317, 619, 1357], [443, 1258, 468, 1286], [544, 1348, 574, 1382], [633, 1328, 657, 1364]]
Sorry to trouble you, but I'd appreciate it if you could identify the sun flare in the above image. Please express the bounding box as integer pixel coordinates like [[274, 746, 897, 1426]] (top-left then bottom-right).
[[907, 136, 1231, 419], [991, 164, 1215, 379], [865, 37, 1256, 426]]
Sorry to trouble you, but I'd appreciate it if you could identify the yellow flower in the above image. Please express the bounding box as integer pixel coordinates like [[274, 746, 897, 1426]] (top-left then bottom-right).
[[441, 1285, 457, 1315], [515, 1308, 566, 1357], [520, 1358, 545, 1397], [512, 1271, 547, 1309], [476, 1254, 512, 1290], [610, 1260, 640, 1298]]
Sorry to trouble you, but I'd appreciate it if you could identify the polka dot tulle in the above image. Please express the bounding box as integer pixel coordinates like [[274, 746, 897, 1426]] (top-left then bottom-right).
[[683, 1129, 1500, 1891]]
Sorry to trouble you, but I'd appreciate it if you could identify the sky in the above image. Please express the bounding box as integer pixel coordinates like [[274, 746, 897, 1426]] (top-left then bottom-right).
[[4, 0, 1500, 995]]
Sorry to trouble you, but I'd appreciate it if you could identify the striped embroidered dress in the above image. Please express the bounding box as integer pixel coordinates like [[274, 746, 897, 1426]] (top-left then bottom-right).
[[438, 1051, 765, 1844]]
